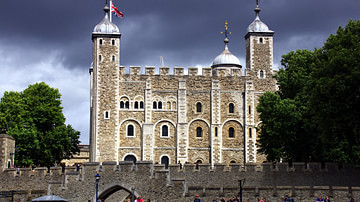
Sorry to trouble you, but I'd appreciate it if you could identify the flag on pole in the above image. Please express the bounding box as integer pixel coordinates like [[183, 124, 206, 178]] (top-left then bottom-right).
[[110, 1, 124, 18]]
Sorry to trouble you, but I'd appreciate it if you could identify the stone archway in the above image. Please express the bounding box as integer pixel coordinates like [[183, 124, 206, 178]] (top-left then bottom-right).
[[98, 185, 138, 202], [124, 155, 137, 163], [161, 156, 169, 169]]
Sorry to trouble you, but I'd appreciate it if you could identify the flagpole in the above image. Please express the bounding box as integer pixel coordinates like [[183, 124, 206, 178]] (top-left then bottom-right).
[[109, 0, 112, 22]]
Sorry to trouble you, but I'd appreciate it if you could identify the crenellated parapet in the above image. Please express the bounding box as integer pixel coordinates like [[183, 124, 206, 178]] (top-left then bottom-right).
[[3, 162, 359, 184], [1, 162, 359, 201], [117, 66, 244, 78]]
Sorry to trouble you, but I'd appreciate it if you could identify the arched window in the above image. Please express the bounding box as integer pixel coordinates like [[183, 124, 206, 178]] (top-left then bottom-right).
[[112, 39, 115, 46], [99, 39, 103, 45], [134, 101, 139, 109], [229, 127, 235, 138], [230, 160, 236, 164], [195, 160, 202, 170], [167, 101, 171, 110], [196, 127, 202, 138], [124, 155, 136, 163], [196, 102, 202, 112], [162, 125, 168, 137], [229, 103, 234, 113], [112, 55, 115, 62], [260, 70, 264, 78], [98, 55, 102, 62], [249, 128, 252, 138], [249, 106, 251, 114], [259, 37, 263, 44], [120, 101, 124, 108], [125, 101, 129, 109], [215, 127, 218, 137], [158, 101, 162, 109], [161, 156, 169, 169], [140, 101, 144, 109], [127, 125, 134, 137], [172, 101, 176, 110], [153, 101, 157, 109]]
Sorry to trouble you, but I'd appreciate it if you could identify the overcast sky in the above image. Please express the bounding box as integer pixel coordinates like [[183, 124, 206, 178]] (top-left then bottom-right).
[[0, 0, 359, 144]]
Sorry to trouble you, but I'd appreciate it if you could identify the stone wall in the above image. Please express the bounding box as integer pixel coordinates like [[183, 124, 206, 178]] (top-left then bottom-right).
[[0, 134, 15, 171], [107, 65, 276, 165], [0, 162, 359, 202], [61, 144, 89, 166]]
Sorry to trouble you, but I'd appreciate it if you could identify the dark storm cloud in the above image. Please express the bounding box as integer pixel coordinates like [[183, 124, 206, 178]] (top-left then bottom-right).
[[0, 0, 359, 143], [2, 0, 359, 69]]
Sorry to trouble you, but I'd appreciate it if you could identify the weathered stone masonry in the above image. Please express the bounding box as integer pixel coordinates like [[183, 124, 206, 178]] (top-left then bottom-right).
[[0, 162, 359, 202], [89, 6, 277, 165]]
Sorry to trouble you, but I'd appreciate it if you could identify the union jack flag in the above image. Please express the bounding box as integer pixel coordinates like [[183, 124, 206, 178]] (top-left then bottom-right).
[[111, 1, 124, 18]]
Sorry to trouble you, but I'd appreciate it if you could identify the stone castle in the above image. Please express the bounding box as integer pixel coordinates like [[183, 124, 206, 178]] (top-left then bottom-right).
[[89, 2, 276, 166], [1, 3, 360, 202]]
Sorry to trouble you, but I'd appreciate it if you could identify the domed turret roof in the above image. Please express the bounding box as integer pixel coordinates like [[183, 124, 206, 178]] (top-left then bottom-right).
[[247, 5, 273, 33], [93, 4, 120, 34], [212, 21, 241, 68], [212, 40, 241, 68]]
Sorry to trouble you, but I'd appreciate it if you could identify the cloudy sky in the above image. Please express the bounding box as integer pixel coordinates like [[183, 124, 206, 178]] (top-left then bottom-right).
[[0, 0, 359, 144]]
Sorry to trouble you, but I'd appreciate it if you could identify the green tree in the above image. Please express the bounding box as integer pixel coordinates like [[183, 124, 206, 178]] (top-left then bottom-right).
[[0, 82, 80, 167], [310, 19, 360, 163], [257, 19, 360, 163]]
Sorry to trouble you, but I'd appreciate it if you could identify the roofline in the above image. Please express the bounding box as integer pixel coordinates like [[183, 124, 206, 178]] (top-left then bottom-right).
[[92, 33, 122, 40], [244, 31, 274, 39], [211, 64, 242, 68]]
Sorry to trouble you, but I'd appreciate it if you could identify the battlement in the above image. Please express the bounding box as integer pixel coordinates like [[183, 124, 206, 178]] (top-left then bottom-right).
[[118, 66, 244, 77], [1, 162, 359, 201], [3, 162, 359, 178]]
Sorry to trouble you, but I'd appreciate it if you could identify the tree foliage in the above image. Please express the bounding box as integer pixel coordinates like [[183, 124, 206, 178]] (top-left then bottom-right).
[[257, 19, 360, 163], [0, 82, 80, 167]]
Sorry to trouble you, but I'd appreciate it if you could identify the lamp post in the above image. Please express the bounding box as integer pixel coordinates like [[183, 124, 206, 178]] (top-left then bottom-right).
[[95, 173, 101, 202], [238, 180, 243, 202], [131, 187, 135, 202]]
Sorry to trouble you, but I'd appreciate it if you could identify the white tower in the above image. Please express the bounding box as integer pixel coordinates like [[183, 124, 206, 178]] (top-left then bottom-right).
[[90, 4, 121, 162], [244, 1, 275, 163]]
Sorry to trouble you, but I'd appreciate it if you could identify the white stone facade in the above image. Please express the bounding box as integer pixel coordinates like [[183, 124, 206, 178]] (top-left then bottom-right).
[[90, 7, 276, 166]]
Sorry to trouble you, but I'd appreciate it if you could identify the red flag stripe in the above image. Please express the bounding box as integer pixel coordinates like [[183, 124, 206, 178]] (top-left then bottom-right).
[[111, 1, 124, 18]]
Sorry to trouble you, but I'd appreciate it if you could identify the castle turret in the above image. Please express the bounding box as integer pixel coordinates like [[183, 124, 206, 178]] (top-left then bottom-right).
[[90, 4, 121, 162], [212, 21, 242, 77], [244, 1, 275, 163], [245, 1, 274, 78]]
